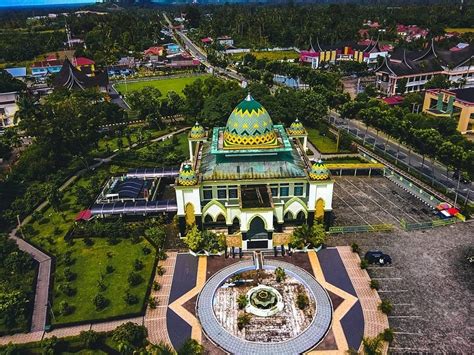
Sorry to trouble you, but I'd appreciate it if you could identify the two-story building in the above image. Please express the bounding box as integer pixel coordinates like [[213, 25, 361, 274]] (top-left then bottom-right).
[[174, 94, 334, 250]]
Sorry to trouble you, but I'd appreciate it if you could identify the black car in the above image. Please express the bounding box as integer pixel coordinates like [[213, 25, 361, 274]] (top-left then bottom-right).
[[364, 251, 392, 265]]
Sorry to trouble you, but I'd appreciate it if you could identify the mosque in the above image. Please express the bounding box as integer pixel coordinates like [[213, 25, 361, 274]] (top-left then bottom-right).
[[175, 94, 334, 250]]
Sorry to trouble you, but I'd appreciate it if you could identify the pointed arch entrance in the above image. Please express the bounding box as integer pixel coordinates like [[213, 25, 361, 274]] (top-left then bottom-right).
[[185, 203, 196, 226], [247, 216, 267, 240], [315, 198, 325, 223]]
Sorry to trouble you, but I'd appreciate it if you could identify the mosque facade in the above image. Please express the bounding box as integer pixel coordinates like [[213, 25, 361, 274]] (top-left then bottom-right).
[[175, 94, 334, 250]]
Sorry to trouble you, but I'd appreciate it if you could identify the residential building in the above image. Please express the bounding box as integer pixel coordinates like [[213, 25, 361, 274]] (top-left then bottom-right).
[[300, 39, 389, 69], [396, 24, 429, 42], [375, 41, 474, 96], [0, 92, 19, 129], [423, 88, 474, 135], [216, 36, 234, 47], [166, 52, 200, 68]]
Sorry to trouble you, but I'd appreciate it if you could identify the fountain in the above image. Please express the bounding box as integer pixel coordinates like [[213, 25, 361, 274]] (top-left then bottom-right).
[[245, 284, 284, 317]]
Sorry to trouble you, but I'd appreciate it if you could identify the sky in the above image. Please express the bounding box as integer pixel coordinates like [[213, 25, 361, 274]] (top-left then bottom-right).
[[0, 0, 95, 8]]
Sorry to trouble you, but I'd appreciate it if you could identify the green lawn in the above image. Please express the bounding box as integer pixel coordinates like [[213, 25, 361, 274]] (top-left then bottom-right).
[[115, 75, 210, 96], [324, 157, 369, 164], [26, 166, 155, 325], [307, 128, 340, 154], [232, 50, 299, 61]]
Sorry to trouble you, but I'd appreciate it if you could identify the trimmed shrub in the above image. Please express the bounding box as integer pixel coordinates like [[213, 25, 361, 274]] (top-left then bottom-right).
[[237, 313, 251, 330], [133, 258, 144, 271], [128, 272, 143, 287], [370, 280, 380, 290], [106, 265, 115, 274], [382, 328, 394, 343], [112, 322, 148, 348], [237, 294, 247, 309], [124, 290, 139, 305], [378, 299, 393, 315], [63, 267, 76, 282], [58, 282, 76, 297], [149, 297, 158, 309], [93, 294, 109, 311], [79, 330, 103, 349], [296, 292, 309, 310], [153, 281, 161, 291], [351, 242, 360, 253], [360, 259, 369, 269], [59, 301, 73, 316], [156, 265, 165, 276]]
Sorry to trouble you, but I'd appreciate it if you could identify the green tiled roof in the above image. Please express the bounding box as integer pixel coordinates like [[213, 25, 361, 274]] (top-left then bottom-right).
[[223, 94, 278, 148]]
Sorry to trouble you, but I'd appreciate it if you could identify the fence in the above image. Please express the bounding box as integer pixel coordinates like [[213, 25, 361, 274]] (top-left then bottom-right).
[[328, 223, 394, 234], [400, 218, 456, 231]]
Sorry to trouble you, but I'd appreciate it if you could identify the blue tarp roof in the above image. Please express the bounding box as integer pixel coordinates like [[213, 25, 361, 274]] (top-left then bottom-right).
[[5, 67, 27, 78]]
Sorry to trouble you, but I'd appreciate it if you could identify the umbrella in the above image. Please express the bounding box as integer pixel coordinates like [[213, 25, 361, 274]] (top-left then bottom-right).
[[436, 202, 452, 211]]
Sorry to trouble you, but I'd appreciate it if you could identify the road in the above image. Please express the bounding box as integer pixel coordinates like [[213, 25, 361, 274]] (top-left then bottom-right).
[[162, 13, 246, 83], [327, 113, 473, 205]]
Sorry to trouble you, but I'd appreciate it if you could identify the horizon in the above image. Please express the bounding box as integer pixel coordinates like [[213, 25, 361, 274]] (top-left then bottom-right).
[[0, 0, 95, 8]]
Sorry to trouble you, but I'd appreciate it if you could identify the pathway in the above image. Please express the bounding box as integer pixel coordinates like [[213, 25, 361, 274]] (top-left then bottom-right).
[[145, 252, 177, 346], [336, 246, 389, 354], [2, 128, 189, 341]]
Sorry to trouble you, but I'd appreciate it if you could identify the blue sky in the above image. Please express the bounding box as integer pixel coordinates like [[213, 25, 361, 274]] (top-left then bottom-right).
[[0, 0, 95, 8]]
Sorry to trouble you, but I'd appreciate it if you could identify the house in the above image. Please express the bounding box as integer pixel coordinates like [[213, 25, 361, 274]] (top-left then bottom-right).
[[423, 88, 474, 135], [53, 59, 109, 93], [31, 59, 63, 77], [0, 92, 19, 129], [375, 40, 474, 96], [166, 52, 200, 68], [300, 38, 389, 69], [217, 36, 234, 47], [144, 46, 164, 57], [164, 43, 181, 55], [4, 67, 27, 80], [396, 25, 429, 42], [201, 37, 213, 45]]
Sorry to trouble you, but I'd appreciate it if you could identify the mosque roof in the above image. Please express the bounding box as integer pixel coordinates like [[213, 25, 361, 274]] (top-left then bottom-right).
[[287, 119, 307, 136], [308, 160, 330, 181], [177, 163, 198, 186], [189, 122, 206, 140], [223, 94, 278, 149]]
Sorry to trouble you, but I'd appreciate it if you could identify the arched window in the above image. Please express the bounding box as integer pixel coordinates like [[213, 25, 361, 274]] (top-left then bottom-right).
[[296, 211, 306, 221], [204, 214, 213, 224]]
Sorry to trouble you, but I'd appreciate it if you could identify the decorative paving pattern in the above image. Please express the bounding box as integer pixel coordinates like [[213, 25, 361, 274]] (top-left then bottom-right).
[[197, 259, 332, 355], [145, 252, 177, 346], [336, 247, 389, 354]]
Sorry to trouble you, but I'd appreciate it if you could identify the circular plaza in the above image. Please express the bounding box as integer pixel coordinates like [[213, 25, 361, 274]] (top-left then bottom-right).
[[196, 259, 333, 355]]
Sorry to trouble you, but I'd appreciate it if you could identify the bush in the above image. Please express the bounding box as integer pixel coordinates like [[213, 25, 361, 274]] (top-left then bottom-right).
[[63, 267, 76, 282], [112, 322, 148, 348], [237, 294, 247, 309], [153, 281, 161, 291], [106, 265, 115, 274], [133, 258, 144, 271], [59, 301, 73, 316], [370, 280, 380, 290], [177, 338, 204, 355], [79, 330, 103, 349], [382, 328, 394, 343], [149, 297, 158, 309], [63, 252, 75, 266], [142, 246, 151, 255], [360, 259, 369, 269], [351, 242, 360, 253], [131, 234, 141, 244], [237, 313, 251, 330], [58, 282, 76, 297], [275, 267, 286, 282], [41, 336, 59, 354], [107, 234, 119, 245], [97, 279, 107, 292], [156, 265, 165, 276], [296, 292, 309, 310], [124, 290, 139, 305], [362, 336, 383, 355], [378, 299, 393, 315], [157, 249, 167, 260], [93, 294, 109, 311], [128, 272, 143, 287]]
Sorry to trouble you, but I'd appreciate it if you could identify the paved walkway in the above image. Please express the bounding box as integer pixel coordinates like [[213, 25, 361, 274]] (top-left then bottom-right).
[[2, 128, 189, 341], [145, 252, 177, 346], [337, 246, 389, 354]]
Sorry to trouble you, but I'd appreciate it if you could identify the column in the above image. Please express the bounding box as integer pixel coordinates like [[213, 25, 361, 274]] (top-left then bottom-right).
[[188, 140, 194, 163], [303, 136, 307, 152]]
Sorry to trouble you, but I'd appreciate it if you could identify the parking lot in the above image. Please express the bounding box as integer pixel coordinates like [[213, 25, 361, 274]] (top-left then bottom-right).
[[328, 181, 472, 353], [332, 176, 434, 227]]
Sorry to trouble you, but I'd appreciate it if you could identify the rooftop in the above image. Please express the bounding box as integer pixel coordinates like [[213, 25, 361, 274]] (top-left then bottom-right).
[[240, 185, 273, 209]]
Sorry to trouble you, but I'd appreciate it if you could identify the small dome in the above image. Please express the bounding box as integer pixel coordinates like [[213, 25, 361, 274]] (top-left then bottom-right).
[[223, 94, 278, 148], [309, 160, 330, 181], [178, 163, 198, 186], [288, 119, 306, 136], [190, 122, 206, 139]]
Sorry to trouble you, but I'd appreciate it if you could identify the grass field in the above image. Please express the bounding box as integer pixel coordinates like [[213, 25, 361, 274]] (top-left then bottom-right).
[[307, 128, 340, 153], [445, 28, 474, 33], [232, 50, 299, 61], [27, 166, 155, 325], [115, 75, 210, 96]]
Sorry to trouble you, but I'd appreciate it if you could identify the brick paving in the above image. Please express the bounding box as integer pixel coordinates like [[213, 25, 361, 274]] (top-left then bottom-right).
[[337, 246, 389, 353], [145, 252, 177, 347]]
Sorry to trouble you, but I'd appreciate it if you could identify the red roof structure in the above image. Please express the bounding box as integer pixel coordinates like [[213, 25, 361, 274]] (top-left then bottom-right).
[[75, 57, 95, 66], [75, 209, 92, 221], [144, 46, 164, 56], [383, 95, 404, 106], [201, 37, 213, 43]]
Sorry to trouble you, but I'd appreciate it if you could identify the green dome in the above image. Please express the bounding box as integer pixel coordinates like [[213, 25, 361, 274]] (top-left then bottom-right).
[[190, 122, 206, 139], [178, 163, 198, 186], [288, 119, 306, 136], [309, 160, 330, 181], [223, 94, 278, 148]]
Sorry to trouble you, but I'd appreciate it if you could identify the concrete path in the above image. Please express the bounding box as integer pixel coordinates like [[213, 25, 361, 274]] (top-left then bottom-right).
[[145, 252, 177, 346], [2, 128, 189, 341]]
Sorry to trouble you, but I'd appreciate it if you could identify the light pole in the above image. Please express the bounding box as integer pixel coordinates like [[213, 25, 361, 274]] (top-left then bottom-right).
[[454, 171, 462, 206]]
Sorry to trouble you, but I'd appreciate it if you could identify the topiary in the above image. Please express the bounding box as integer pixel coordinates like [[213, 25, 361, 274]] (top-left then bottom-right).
[[378, 299, 393, 315]]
